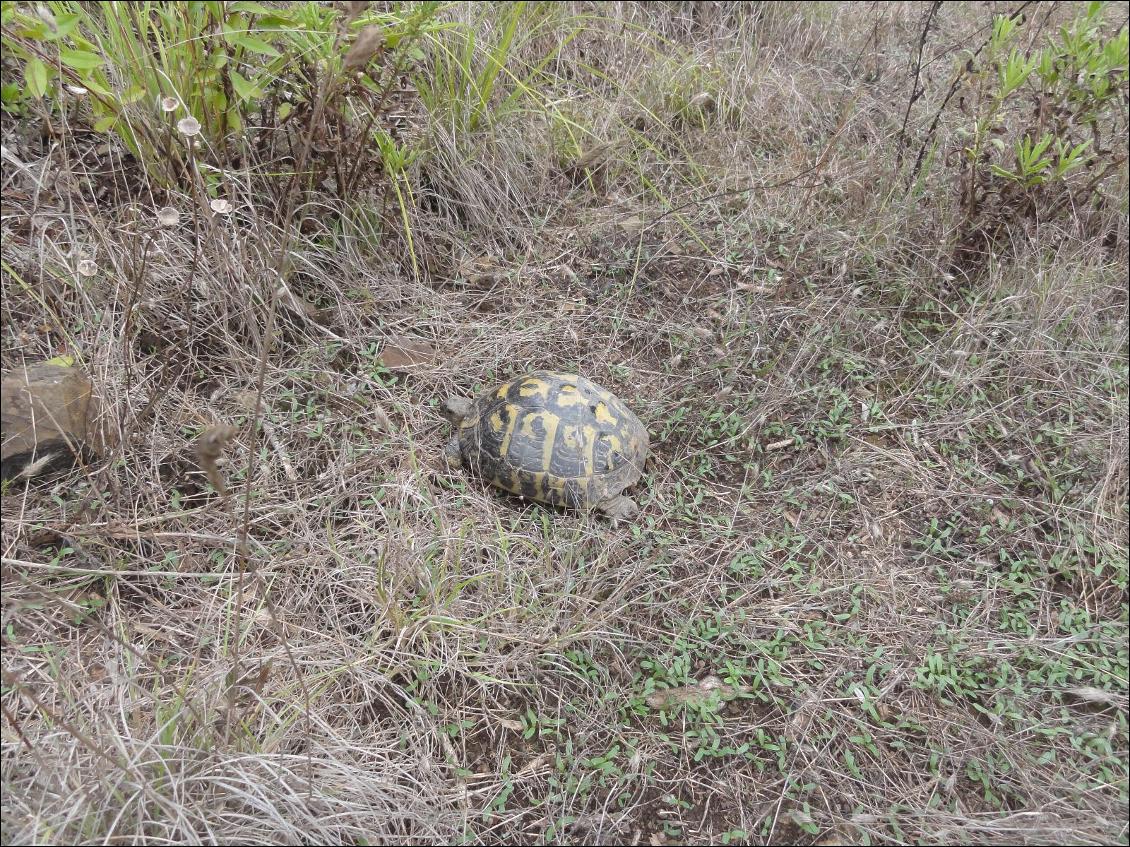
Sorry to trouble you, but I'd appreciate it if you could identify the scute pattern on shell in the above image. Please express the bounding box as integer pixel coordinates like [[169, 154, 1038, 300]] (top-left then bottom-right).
[[453, 371, 649, 510]]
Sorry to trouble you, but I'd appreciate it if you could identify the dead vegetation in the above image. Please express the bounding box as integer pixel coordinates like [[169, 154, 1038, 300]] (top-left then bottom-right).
[[1, 2, 1127, 845]]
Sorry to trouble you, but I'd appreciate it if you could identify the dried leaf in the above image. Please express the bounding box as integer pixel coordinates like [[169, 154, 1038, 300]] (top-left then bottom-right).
[[343, 0, 370, 24], [646, 675, 751, 710], [765, 437, 795, 452], [570, 141, 614, 171], [457, 256, 505, 287], [224, 660, 272, 706], [1066, 686, 1122, 706], [231, 390, 267, 413], [615, 214, 645, 234], [343, 25, 383, 71], [195, 424, 239, 496], [378, 337, 436, 371], [688, 91, 716, 111], [814, 827, 856, 846]]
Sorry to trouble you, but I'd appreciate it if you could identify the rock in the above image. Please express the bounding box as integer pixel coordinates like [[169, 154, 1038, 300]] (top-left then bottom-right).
[[1, 361, 101, 480]]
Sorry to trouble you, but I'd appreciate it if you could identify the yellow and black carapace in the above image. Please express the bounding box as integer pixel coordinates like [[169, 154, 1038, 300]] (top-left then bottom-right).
[[444, 371, 649, 520]]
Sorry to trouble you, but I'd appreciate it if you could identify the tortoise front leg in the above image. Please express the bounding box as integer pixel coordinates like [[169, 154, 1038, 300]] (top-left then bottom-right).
[[444, 434, 463, 468]]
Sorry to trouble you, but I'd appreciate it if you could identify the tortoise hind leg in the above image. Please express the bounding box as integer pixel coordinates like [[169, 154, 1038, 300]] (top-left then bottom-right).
[[595, 494, 639, 522]]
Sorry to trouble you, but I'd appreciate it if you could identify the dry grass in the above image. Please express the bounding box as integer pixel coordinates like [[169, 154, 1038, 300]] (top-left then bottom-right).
[[2, 2, 1127, 845]]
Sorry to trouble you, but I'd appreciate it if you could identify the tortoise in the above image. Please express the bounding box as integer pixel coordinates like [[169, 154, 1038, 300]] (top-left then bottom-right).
[[444, 371, 649, 520]]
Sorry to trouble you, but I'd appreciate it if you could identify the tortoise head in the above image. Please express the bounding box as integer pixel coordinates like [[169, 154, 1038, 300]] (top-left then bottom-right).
[[443, 396, 473, 423]]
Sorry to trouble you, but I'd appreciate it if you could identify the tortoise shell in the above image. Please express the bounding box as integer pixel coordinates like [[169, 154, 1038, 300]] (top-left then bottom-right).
[[445, 371, 649, 518]]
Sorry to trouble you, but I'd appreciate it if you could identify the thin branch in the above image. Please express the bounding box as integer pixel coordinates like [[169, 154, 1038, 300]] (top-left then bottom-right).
[[897, 0, 943, 167], [906, 0, 1037, 192]]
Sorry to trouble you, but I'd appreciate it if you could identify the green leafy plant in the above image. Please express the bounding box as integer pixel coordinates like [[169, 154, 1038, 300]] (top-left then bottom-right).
[[951, 2, 1128, 275], [0, 0, 442, 196]]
